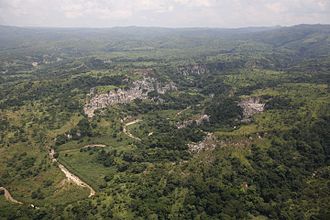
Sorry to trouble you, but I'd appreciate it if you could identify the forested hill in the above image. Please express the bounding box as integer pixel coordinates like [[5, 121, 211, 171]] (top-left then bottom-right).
[[0, 25, 328, 51], [0, 24, 329, 68]]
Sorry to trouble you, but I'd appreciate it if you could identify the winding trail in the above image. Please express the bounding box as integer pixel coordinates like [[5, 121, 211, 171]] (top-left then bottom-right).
[[0, 187, 23, 204], [1, 144, 102, 205], [48, 147, 96, 197], [123, 119, 142, 141], [81, 144, 106, 149], [176, 106, 191, 116]]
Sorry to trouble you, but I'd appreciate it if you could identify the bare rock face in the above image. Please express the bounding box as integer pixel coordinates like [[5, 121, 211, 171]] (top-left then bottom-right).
[[188, 133, 217, 153], [238, 97, 265, 122], [84, 77, 177, 117], [177, 64, 207, 76], [177, 114, 210, 129]]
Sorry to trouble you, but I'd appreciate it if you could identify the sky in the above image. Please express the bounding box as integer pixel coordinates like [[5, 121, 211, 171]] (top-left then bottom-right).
[[0, 0, 329, 28]]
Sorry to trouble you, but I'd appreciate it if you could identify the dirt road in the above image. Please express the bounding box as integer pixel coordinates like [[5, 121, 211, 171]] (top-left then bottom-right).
[[176, 106, 191, 116], [48, 147, 96, 197], [57, 164, 95, 197], [81, 144, 106, 149], [123, 119, 142, 141], [0, 187, 23, 204]]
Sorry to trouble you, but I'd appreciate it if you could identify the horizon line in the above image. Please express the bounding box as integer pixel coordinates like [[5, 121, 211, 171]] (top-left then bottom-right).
[[1, 23, 329, 30]]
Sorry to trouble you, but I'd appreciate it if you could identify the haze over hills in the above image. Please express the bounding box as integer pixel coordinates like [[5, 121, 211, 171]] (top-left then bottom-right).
[[0, 24, 329, 64], [0, 24, 329, 219]]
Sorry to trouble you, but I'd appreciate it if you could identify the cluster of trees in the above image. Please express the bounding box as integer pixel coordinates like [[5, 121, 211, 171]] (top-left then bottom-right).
[[160, 92, 204, 110], [94, 149, 149, 174], [55, 118, 93, 146], [205, 95, 243, 129], [69, 75, 127, 92], [96, 150, 115, 167], [5, 153, 38, 178], [124, 114, 329, 219], [140, 115, 205, 152], [264, 96, 297, 110], [31, 189, 44, 200]]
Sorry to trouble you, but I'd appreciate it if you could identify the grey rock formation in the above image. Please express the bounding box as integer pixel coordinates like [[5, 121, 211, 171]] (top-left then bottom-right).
[[188, 133, 216, 153], [177, 114, 210, 129], [84, 77, 177, 117], [238, 97, 265, 122]]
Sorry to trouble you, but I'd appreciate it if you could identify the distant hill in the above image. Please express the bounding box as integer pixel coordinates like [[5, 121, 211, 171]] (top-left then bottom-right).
[[0, 24, 328, 68]]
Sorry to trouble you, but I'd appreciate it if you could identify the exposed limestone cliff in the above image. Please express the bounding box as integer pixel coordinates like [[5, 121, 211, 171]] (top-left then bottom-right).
[[177, 114, 210, 129], [238, 97, 265, 122], [188, 133, 217, 153], [84, 77, 177, 117]]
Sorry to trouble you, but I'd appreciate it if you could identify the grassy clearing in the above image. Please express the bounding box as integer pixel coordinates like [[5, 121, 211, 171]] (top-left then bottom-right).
[[224, 69, 286, 89], [47, 113, 83, 139], [0, 143, 88, 205], [58, 149, 116, 190], [95, 85, 119, 93]]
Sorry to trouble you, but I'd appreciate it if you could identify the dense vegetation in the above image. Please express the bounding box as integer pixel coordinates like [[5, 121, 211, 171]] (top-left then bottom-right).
[[0, 24, 329, 219]]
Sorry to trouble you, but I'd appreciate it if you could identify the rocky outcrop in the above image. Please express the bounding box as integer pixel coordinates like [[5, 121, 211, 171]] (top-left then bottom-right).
[[177, 64, 207, 76], [177, 114, 210, 129], [84, 77, 177, 117], [238, 97, 265, 122], [188, 133, 217, 153]]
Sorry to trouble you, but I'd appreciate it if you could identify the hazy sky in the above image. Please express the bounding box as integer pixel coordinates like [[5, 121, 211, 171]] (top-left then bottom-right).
[[0, 0, 329, 27]]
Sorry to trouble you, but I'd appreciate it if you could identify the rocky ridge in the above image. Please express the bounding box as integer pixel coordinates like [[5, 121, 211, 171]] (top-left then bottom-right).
[[84, 77, 177, 117], [188, 133, 217, 153]]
